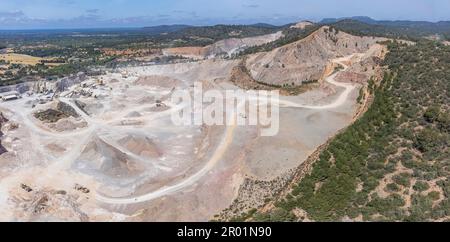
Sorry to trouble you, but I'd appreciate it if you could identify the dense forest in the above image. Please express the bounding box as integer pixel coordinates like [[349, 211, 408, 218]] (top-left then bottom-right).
[[243, 41, 450, 222], [324, 17, 450, 40], [329, 20, 450, 40]]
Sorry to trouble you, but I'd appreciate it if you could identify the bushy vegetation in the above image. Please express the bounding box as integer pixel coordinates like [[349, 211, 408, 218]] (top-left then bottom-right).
[[250, 41, 450, 222], [330, 20, 450, 41], [1, 24, 281, 86], [164, 24, 279, 47], [235, 25, 320, 56]]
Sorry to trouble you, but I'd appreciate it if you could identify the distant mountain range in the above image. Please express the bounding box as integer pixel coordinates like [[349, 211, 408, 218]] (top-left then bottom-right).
[[320, 16, 379, 24], [139, 16, 450, 40], [321, 16, 450, 32], [320, 16, 450, 39]]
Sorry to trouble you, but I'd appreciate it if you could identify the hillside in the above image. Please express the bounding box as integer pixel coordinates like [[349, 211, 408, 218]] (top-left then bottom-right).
[[290, 21, 314, 29], [243, 41, 450, 222], [325, 17, 450, 40], [154, 24, 280, 47], [245, 26, 386, 86], [163, 31, 283, 59]]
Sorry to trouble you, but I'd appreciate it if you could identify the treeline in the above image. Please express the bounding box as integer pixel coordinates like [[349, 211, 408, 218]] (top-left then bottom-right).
[[234, 25, 321, 57], [171, 24, 278, 41], [235, 19, 450, 58], [242, 41, 450, 222], [152, 24, 280, 48], [45, 56, 116, 77], [18, 47, 71, 58], [330, 19, 450, 41]]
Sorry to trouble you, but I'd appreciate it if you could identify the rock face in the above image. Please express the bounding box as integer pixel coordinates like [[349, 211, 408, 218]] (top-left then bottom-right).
[[15, 83, 30, 93], [34, 109, 68, 123], [0, 112, 7, 125], [0, 112, 8, 155], [0, 83, 30, 94], [56, 101, 79, 118], [162, 47, 205, 59], [55, 72, 87, 92], [203, 31, 283, 58], [290, 21, 314, 29], [34, 101, 80, 123], [0, 72, 87, 96], [245, 26, 387, 86], [335, 71, 368, 83], [335, 45, 386, 84], [164, 31, 283, 59], [228, 60, 263, 90]]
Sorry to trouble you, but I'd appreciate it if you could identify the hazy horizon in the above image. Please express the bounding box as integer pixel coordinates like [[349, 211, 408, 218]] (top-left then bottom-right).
[[0, 0, 449, 30], [1, 16, 450, 31]]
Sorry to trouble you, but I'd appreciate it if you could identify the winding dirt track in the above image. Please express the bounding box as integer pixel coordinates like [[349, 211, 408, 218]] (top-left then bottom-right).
[[95, 56, 356, 205], [0, 55, 355, 206]]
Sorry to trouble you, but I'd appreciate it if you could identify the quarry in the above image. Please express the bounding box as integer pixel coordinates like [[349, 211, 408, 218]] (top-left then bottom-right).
[[0, 26, 388, 221]]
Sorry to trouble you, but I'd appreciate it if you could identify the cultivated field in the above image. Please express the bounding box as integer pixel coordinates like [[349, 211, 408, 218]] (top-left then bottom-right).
[[0, 53, 64, 66]]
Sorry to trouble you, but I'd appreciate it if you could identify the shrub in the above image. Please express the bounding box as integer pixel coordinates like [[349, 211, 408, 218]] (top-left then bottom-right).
[[413, 181, 430, 192], [393, 173, 412, 187]]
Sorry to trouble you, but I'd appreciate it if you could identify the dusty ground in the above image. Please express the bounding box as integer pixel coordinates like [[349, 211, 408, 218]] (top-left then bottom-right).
[[0, 29, 384, 221]]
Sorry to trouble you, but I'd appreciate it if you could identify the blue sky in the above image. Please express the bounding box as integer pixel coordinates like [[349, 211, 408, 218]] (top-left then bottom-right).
[[0, 0, 449, 29]]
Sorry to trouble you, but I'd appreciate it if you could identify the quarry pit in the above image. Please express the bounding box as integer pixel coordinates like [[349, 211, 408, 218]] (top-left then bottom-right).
[[0, 27, 387, 221]]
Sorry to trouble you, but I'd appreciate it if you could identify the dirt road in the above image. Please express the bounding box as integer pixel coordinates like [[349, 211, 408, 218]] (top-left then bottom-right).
[[95, 55, 357, 205]]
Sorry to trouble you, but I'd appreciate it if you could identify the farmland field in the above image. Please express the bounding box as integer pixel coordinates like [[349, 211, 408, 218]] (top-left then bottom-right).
[[0, 53, 64, 66]]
